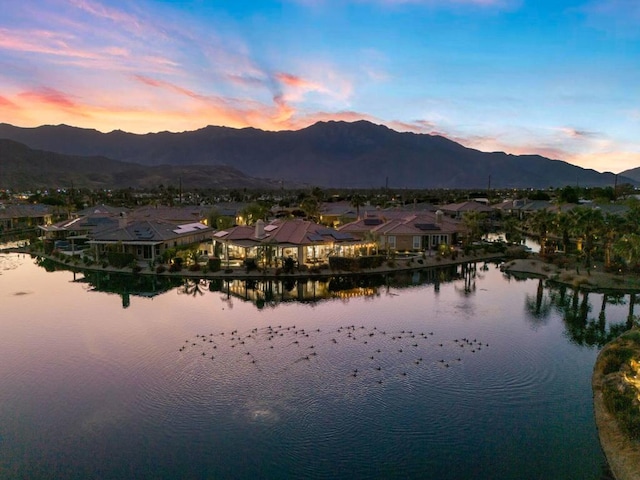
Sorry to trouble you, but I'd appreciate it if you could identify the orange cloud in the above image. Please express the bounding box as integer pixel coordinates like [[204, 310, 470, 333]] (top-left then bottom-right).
[[0, 95, 17, 109], [275, 72, 320, 90]]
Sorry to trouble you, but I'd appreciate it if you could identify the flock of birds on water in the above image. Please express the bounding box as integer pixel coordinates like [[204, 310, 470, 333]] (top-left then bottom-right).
[[178, 323, 489, 387]]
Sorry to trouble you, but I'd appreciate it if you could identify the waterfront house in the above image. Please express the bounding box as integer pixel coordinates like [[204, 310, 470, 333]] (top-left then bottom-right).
[[213, 218, 366, 267], [88, 219, 213, 263], [339, 210, 463, 253], [0, 204, 54, 234]]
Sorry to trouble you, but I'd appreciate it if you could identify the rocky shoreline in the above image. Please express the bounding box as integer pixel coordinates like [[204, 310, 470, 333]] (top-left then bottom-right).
[[593, 334, 640, 480]]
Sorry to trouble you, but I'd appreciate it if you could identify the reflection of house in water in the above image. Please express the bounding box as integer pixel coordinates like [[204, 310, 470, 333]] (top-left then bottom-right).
[[217, 264, 467, 308], [217, 277, 333, 307], [72, 271, 183, 308]]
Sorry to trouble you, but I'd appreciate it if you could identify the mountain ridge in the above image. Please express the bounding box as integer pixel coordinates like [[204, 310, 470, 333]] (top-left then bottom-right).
[[0, 120, 634, 189], [0, 139, 285, 190]]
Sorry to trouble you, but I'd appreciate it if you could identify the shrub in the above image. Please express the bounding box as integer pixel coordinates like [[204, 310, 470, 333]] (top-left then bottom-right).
[[156, 264, 166, 274], [208, 257, 222, 272], [189, 264, 201, 272], [357, 255, 384, 269], [107, 252, 135, 268]]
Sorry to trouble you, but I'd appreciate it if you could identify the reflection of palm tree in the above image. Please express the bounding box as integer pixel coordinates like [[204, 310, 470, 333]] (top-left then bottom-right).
[[178, 278, 206, 297], [547, 283, 627, 347], [525, 278, 552, 322]]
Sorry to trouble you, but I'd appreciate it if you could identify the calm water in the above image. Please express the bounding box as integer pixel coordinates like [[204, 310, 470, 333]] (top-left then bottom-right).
[[0, 253, 628, 479]]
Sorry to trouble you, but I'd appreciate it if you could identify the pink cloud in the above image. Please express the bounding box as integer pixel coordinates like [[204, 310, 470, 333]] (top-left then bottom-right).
[[18, 87, 79, 110], [0, 28, 98, 59], [0, 95, 17, 109], [68, 0, 143, 33]]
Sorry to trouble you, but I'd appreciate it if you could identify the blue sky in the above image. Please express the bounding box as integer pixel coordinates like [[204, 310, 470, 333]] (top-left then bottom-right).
[[0, 0, 638, 173]]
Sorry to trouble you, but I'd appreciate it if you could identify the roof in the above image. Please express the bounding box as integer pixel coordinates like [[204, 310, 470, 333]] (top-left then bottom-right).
[[75, 204, 129, 216], [89, 219, 213, 244], [0, 203, 52, 219], [214, 219, 360, 247], [440, 201, 494, 214], [340, 211, 462, 236]]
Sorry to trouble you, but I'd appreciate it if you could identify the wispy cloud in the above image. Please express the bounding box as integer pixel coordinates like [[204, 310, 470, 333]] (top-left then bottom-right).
[[0, 28, 98, 59], [18, 87, 79, 110]]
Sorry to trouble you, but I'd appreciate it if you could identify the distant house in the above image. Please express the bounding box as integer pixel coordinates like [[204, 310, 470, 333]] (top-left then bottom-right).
[[0, 204, 54, 233], [440, 201, 494, 219], [213, 218, 365, 267], [339, 210, 463, 252], [39, 214, 121, 252], [88, 219, 213, 263], [129, 205, 211, 224]]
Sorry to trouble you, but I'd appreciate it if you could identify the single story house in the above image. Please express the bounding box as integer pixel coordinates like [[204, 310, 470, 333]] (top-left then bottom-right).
[[213, 218, 367, 267], [339, 211, 463, 252], [88, 219, 213, 263]]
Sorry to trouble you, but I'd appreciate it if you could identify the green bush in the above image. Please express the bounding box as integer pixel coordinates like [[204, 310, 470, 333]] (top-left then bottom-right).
[[357, 255, 384, 269], [208, 257, 221, 272], [107, 252, 135, 268], [601, 347, 635, 375]]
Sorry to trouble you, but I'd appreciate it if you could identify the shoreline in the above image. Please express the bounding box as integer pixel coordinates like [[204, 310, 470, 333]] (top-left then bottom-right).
[[593, 334, 640, 480], [501, 258, 640, 293], [6, 248, 505, 280]]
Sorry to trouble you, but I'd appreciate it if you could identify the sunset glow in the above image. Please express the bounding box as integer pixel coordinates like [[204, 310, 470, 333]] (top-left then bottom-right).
[[1, 0, 638, 173]]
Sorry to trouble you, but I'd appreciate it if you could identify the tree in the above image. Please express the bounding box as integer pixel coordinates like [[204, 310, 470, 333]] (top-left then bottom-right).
[[551, 211, 574, 254], [528, 209, 555, 255], [613, 233, 640, 272], [240, 203, 270, 226], [571, 207, 604, 268], [502, 216, 522, 244], [350, 193, 366, 220], [300, 196, 320, 222], [462, 211, 486, 246], [558, 186, 579, 204], [601, 213, 627, 269]]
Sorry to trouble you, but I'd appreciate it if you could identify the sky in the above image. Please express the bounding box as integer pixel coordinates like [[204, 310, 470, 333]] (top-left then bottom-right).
[[0, 0, 638, 174]]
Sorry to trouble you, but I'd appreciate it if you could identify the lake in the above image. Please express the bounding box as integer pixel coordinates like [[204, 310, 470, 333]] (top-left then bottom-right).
[[0, 253, 626, 479]]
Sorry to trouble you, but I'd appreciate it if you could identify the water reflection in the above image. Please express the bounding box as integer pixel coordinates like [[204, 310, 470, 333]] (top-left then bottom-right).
[[547, 284, 636, 348], [3, 253, 618, 479], [36, 257, 184, 308]]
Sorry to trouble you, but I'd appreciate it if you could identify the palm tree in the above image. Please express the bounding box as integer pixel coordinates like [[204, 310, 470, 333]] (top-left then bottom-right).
[[613, 233, 640, 272], [551, 211, 574, 253], [462, 211, 486, 246], [528, 209, 555, 255], [350, 193, 366, 220], [300, 196, 320, 222], [571, 207, 604, 268], [601, 213, 627, 269], [502, 216, 522, 244]]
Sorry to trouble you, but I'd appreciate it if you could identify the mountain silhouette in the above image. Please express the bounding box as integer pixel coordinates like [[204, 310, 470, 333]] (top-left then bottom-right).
[[0, 120, 633, 189]]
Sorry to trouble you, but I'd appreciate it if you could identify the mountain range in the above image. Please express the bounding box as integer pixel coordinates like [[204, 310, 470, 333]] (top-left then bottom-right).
[[0, 120, 635, 190], [0, 139, 283, 191]]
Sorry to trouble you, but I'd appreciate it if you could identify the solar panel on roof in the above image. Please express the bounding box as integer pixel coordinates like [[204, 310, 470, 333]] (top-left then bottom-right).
[[331, 232, 354, 240], [307, 233, 324, 242], [415, 223, 440, 231], [363, 218, 383, 225]]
